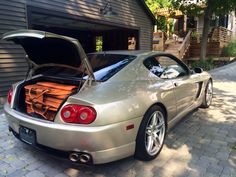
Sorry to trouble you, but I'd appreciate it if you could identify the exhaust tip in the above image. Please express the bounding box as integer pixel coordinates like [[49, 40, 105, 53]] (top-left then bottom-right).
[[69, 152, 92, 164], [69, 153, 79, 162], [79, 154, 90, 163]]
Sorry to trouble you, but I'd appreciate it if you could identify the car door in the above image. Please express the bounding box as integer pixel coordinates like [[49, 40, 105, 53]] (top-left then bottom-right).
[[156, 55, 196, 115]]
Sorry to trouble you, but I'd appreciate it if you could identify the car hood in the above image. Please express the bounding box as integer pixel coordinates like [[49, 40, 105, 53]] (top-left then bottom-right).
[[2, 29, 94, 78]]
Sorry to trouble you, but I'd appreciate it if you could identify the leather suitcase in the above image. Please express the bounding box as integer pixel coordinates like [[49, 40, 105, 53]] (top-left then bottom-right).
[[24, 82, 77, 121]]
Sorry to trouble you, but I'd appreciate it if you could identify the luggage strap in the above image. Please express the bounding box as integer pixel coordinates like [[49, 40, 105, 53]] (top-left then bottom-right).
[[28, 88, 51, 119]]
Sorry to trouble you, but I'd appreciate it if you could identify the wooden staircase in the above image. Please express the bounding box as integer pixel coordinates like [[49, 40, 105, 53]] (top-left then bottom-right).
[[164, 30, 191, 60], [164, 40, 182, 57]]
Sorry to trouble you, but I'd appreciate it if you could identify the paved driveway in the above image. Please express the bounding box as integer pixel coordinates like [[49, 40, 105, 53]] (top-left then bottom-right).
[[0, 62, 236, 177]]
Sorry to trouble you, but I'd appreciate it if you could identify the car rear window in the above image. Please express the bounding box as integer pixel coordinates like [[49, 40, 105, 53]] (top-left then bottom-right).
[[87, 54, 136, 81]]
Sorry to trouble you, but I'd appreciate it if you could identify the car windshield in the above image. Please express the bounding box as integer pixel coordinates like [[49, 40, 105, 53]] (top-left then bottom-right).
[[85, 54, 136, 81]]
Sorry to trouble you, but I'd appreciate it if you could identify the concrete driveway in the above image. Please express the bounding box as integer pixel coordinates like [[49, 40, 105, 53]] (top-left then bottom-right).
[[0, 62, 236, 177]]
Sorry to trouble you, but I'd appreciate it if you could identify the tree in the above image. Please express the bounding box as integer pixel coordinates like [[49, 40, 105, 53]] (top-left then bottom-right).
[[172, 0, 236, 60], [145, 0, 172, 32]]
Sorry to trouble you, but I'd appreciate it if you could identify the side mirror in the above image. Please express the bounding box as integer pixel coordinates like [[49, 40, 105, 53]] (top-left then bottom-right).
[[193, 67, 203, 74]]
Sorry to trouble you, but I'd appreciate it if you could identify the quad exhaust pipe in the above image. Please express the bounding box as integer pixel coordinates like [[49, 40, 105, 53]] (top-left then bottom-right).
[[69, 152, 91, 164]]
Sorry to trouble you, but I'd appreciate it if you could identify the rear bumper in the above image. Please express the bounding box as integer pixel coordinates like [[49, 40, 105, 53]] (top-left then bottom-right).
[[4, 104, 141, 164]]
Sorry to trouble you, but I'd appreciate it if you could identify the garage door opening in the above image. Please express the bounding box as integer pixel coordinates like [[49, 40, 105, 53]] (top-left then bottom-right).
[[28, 9, 139, 53]]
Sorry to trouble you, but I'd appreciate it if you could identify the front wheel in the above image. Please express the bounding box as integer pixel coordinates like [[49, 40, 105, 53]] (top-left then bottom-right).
[[135, 105, 166, 161], [200, 79, 213, 108]]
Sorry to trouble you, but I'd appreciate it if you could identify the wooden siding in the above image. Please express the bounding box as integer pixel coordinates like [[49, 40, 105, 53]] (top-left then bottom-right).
[[27, 0, 153, 50], [0, 0, 27, 107]]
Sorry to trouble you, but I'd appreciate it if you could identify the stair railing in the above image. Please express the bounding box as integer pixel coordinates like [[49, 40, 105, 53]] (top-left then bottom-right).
[[178, 30, 191, 59]]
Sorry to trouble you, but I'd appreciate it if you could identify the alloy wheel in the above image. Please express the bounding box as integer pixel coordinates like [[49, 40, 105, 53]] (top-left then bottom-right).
[[145, 111, 165, 156]]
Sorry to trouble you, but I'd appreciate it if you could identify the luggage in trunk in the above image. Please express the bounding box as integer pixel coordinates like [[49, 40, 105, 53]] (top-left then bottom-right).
[[24, 82, 78, 121]]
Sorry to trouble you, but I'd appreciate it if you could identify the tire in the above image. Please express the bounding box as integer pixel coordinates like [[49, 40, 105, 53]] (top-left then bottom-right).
[[135, 105, 166, 161], [200, 79, 213, 108]]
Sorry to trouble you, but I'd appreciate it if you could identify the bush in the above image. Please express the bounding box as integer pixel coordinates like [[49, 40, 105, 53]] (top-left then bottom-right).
[[231, 142, 236, 150], [191, 58, 214, 71], [221, 40, 236, 57]]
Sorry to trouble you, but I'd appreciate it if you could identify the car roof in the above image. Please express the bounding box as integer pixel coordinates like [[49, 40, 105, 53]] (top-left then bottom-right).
[[88, 50, 168, 57]]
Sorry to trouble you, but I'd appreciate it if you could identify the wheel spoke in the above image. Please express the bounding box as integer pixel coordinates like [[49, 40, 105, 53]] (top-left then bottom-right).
[[153, 122, 164, 133], [153, 134, 161, 147], [150, 113, 157, 126], [146, 136, 154, 152], [157, 112, 163, 119]]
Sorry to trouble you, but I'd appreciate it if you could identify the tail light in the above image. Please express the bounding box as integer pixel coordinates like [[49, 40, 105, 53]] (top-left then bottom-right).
[[61, 104, 96, 124], [7, 87, 13, 105]]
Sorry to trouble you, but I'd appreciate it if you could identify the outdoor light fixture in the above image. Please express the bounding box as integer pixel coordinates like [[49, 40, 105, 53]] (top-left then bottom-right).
[[100, 0, 118, 17]]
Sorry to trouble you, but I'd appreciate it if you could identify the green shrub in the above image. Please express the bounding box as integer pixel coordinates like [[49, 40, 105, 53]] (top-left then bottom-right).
[[191, 31, 199, 39], [231, 142, 236, 150], [221, 40, 236, 57], [191, 58, 214, 71]]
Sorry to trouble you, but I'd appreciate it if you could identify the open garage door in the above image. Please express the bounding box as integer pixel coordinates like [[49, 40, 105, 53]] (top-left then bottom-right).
[[27, 8, 139, 53]]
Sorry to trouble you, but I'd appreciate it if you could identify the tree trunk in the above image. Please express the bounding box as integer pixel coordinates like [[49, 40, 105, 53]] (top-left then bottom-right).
[[200, 3, 213, 60]]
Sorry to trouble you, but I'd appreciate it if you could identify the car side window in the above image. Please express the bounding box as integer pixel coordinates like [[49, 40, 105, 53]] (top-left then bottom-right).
[[144, 55, 188, 79]]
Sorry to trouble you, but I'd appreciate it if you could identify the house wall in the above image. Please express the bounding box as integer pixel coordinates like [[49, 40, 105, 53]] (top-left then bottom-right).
[[0, 0, 153, 107], [0, 0, 27, 106], [26, 0, 153, 50]]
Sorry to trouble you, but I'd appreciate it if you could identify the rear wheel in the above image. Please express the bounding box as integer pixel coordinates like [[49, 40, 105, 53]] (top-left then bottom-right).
[[135, 105, 166, 161], [200, 79, 213, 108]]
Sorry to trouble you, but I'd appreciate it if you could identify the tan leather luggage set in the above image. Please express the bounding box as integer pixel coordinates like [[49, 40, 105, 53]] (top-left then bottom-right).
[[24, 82, 78, 121]]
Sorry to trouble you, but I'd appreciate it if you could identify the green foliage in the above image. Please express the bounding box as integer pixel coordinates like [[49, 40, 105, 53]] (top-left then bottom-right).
[[191, 31, 199, 39], [156, 16, 167, 31], [172, 0, 236, 16], [232, 142, 236, 150], [172, 1, 203, 16], [191, 58, 214, 71], [96, 36, 103, 52], [221, 40, 236, 57], [145, 0, 160, 13], [145, 0, 171, 11], [145, 0, 172, 31]]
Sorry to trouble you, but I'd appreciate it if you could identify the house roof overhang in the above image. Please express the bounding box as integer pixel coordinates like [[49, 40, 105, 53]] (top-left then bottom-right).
[[138, 0, 156, 25]]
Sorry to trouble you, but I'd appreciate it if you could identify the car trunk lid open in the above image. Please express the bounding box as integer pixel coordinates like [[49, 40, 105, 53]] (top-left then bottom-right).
[[2, 29, 95, 80]]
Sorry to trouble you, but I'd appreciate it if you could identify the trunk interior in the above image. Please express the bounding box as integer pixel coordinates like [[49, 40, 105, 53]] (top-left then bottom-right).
[[13, 75, 83, 121]]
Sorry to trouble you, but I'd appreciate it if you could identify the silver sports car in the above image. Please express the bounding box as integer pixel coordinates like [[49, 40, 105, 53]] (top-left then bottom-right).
[[3, 30, 213, 164]]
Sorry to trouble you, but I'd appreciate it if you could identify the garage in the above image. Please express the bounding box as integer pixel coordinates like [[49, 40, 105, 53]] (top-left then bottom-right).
[[28, 8, 140, 52], [0, 0, 155, 106]]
